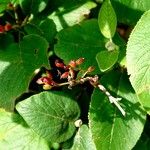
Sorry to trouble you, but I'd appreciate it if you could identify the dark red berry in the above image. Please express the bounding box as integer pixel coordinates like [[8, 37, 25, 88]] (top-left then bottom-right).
[[60, 72, 69, 79], [69, 60, 76, 68], [4, 23, 12, 31], [37, 77, 51, 85], [64, 65, 69, 71], [42, 77, 52, 85], [50, 80, 56, 86], [55, 60, 65, 68], [87, 66, 95, 72], [0, 25, 5, 33], [76, 58, 84, 65], [46, 71, 53, 79]]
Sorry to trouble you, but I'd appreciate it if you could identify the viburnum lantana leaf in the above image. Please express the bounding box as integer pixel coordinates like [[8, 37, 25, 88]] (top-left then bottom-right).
[[48, 1, 97, 31], [0, 34, 49, 111], [55, 19, 125, 74], [16, 91, 80, 143], [89, 71, 146, 150], [24, 18, 57, 44], [19, 0, 48, 14], [127, 10, 150, 113], [71, 125, 96, 150], [0, 109, 49, 150], [111, 0, 150, 25], [96, 49, 119, 72], [98, 0, 117, 39], [0, 0, 10, 13]]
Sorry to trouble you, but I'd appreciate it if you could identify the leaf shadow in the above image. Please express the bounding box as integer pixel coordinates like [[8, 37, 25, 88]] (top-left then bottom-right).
[[39, 0, 91, 30], [111, 0, 145, 25], [11, 112, 30, 128], [122, 99, 146, 124], [90, 93, 146, 127], [90, 74, 147, 126], [41, 0, 90, 15]]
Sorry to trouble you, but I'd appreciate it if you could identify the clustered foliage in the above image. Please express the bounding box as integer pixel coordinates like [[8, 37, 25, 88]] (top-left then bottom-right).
[[0, 0, 150, 150]]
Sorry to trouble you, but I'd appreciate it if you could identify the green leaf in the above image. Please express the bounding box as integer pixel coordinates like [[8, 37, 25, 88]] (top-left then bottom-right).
[[71, 125, 96, 150], [25, 18, 57, 43], [16, 91, 80, 143], [89, 71, 146, 150], [111, 0, 150, 25], [127, 10, 150, 113], [0, 0, 10, 13], [138, 91, 150, 113], [55, 19, 125, 74], [0, 34, 49, 111], [48, 1, 97, 31], [96, 49, 119, 72], [98, 0, 117, 38], [11, 0, 19, 5], [0, 109, 49, 150], [19, 0, 48, 14]]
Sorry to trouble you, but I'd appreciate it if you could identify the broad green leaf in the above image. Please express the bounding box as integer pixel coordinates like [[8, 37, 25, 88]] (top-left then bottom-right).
[[48, 1, 97, 31], [19, 0, 48, 14], [0, 109, 49, 150], [111, 0, 150, 25], [11, 0, 19, 4], [51, 143, 60, 149], [89, 72, 146, 150], [96, 49, 119, 72], [127, 10, 150, 113], [71, 125, 96, 150], [55, 19, 125, 74], [0, 34, 49, 111], [0, 0, 10, 13], [16, 91, 80, 143], [98, 0, 117, 38], [24, 18, 57, 43], [138, 91, 150, 113]]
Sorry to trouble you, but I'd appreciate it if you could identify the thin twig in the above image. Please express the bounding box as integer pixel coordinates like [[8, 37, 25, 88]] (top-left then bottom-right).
[[98, 84, 125, 116], [44, 74, 126, 116]]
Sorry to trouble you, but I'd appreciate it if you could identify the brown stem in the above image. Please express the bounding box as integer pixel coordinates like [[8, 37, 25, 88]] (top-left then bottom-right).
[[52, 75, 125, 116]]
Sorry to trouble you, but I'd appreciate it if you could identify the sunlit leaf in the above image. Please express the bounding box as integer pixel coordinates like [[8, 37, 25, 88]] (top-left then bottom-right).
[[96, 49, 119, 72], [16, 91, 80, 143], [71, 125, 96, 150], [0, 109, 49, 150], [98, 0, 117, 38], [0, 34, 49, 111], [127, 10, 150, 113], [89, 72, 146, 150]]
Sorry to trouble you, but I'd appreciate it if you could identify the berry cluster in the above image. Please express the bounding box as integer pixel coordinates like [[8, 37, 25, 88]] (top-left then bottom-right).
[[0, 23, 12, 34], [37, 58, 94, 90], [36, 70, 56, 90], [36, 58, 125, 116]]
